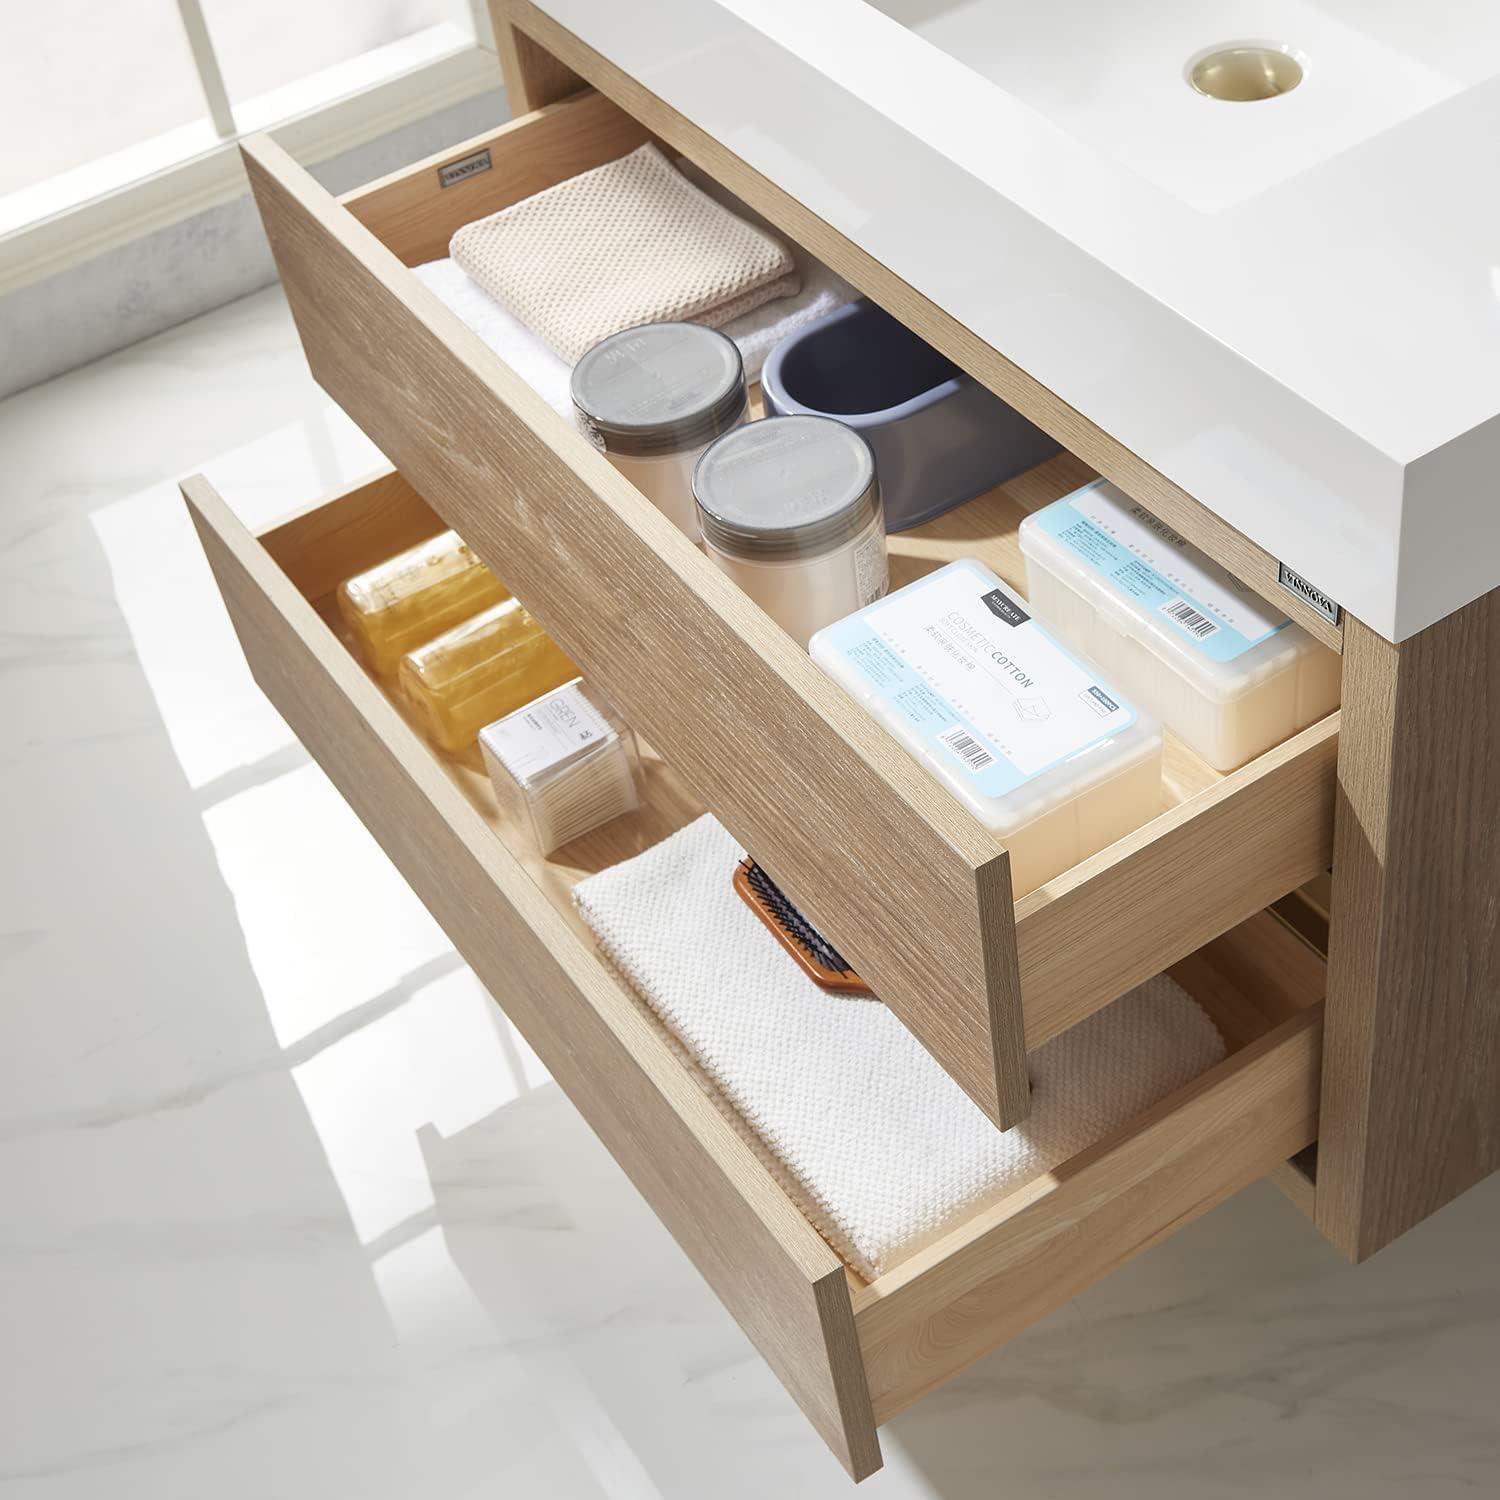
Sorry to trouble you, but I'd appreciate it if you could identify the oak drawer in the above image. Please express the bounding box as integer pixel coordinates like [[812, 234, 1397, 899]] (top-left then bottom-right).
[[183, 465, 1323, 1482], [242, 86, 1337, 1129]]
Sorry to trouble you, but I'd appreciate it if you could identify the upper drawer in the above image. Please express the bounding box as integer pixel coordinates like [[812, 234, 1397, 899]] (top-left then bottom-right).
[[241, 87, 1338, 1129]]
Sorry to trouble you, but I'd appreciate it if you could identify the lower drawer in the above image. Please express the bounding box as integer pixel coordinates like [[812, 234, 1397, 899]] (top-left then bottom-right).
[[183, 464, 1323, 1482]]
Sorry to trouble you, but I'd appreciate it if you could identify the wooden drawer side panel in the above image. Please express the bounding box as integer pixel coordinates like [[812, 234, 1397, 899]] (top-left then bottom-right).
[[1016, 715, 1340, 1047], [239, 130, 1031, 1129], [854, 1003, 1322, 1421], [182, 476, 882, 1481]]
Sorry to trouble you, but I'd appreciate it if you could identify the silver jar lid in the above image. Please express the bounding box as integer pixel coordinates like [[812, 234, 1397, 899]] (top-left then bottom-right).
[[693, 415, 880, 560], [571, 322, 747, 459]]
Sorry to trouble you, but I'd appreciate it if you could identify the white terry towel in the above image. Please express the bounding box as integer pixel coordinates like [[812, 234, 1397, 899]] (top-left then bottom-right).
[[574, 814, 1227, 1281], [412, 256, 854, 417]]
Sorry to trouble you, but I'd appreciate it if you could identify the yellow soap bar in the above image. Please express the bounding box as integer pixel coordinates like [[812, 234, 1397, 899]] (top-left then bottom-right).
[[338, 529, 509, 677], [398, 598, 579, 753]]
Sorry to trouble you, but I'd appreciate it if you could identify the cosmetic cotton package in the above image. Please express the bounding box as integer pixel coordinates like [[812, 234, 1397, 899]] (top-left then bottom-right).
[[1019, 480, 1341, 771], [480, 680, 641, 855], [810, 558, 1161, 896]]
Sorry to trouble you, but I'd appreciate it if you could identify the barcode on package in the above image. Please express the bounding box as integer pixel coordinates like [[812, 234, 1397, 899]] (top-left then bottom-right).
[[1161, 597, 1219, 639], [939, 725, 995, 772]]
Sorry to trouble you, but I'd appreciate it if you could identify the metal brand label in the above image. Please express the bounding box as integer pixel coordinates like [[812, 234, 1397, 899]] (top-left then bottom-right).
[[438, 149, 492, 189], [1277, 562, 1341, 625]]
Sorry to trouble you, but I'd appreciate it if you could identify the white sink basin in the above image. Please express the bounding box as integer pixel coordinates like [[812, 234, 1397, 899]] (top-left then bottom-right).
[[537, 0, 1500, 640], [868, 0, 1498, 211]]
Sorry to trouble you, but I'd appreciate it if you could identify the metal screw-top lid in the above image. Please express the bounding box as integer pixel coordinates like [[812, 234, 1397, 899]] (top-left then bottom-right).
[[693, 415, 880, 561], [571, 322, 747, 458]]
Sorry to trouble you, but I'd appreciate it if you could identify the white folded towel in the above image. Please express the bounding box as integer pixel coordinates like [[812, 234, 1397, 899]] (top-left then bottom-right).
[[411, 160, 855, 418], [573, 814, 1226, 1281], [413, 258, 577, 417], [413, 256, 854, 417]]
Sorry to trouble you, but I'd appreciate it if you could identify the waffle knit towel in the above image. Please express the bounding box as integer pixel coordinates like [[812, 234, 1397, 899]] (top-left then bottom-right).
[[573, 814, 1227, 1281], [450, 142, 799, 362]]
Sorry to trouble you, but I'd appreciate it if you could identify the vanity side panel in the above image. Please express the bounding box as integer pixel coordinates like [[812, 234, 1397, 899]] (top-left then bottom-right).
[[1318, 597, 1500, 1258]]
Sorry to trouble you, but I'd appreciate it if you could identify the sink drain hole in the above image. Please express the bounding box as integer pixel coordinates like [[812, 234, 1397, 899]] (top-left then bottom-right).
[[1188, 43, 1304, 101]]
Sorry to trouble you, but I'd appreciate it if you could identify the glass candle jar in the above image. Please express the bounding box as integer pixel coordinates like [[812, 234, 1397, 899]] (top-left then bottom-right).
[[571, 322, 748, 541], [693, 415, 888, 647]]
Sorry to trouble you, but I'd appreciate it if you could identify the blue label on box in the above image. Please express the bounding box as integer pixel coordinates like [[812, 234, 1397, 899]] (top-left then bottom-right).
[[1033, 480, 1290, 662], [817, 560, 1137, 797]]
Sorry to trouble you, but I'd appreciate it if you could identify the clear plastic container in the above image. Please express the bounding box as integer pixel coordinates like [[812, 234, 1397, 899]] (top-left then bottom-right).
[[398, 598, 578, 754], [694, 414, 888, 648], [337, 529, 509, 677], [1019, 480, 1341, 772], [810, 558, 1161, 896], [571, 322, 749, 541], [480, 680, 642, 854]]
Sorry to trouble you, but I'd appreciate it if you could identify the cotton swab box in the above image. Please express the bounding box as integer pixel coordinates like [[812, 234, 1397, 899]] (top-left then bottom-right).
[[480, 680, 641, 855]]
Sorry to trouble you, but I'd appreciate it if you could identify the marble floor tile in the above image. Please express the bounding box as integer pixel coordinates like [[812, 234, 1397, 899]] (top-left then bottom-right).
[[1, 287, 1498, 1499]]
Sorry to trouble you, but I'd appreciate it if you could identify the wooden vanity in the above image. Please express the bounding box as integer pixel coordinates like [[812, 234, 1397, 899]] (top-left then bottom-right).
[[182, 2, 1500, 1479]]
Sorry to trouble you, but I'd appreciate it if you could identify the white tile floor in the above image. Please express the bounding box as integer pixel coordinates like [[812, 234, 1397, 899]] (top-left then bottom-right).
[[3, 286, 1499, 1498]]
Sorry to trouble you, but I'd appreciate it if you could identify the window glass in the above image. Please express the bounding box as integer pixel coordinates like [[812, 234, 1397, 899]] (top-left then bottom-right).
[[0, 0, 209, 197], [199, 0, 472, 109]]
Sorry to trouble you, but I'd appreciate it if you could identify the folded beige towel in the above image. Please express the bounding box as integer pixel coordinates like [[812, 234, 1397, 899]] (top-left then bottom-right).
[[449, 143, 800, 362]]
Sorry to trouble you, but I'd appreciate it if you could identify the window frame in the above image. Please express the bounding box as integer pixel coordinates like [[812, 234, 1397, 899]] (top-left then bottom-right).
[[0, 0, 499, 297]]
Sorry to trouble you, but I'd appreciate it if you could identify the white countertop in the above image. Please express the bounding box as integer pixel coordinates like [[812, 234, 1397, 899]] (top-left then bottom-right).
[[542, 0, 1500, 640]]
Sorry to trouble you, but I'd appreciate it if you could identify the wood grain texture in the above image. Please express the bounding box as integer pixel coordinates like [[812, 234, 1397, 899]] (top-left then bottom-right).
[[255, 467, 444, 602], [1270, 1153, 1318, 1221], [489, 0, 586, 113], [243, 92, 1342, 1120], [240, 122, 1035, 1130], [852, 910, 1324, 1421], [190, 466, 1329, 1476], [1015, 714, 1338, 1048], [501, 2, 1342, 653], [182, 472, 883, 1480], [340, 90, 650, 267], [1317, 600, 1500, 1260], [892, 451, 1339, 1044]]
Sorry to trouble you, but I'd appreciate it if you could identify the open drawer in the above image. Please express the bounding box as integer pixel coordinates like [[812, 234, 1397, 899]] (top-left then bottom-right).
[[241, 85, 1337, 1129], [183, 464, 1323, 1481]]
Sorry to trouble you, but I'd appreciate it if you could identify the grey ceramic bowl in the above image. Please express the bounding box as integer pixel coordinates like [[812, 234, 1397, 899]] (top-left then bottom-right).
[[760, 299, 1060, 531]]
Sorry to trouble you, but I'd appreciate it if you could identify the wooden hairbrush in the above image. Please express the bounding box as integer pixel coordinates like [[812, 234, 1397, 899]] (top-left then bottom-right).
[[733, 858, 871, 995]]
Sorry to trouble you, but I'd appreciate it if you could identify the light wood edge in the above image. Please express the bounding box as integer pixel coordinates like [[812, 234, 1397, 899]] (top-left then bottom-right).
[[181, 471, 882, 1480], [488, 0, 586, 113], [239, 125, 1032, 1129], [1269, 1155, 1317, 1220], [853, 1001, 1322, 1421], [338, 90, 651, 268], [1317, 601, 1500, 1260], [1016, 712, 1339, 1047], [503, 1, 1342, 654], [255, 467, 445, 602]]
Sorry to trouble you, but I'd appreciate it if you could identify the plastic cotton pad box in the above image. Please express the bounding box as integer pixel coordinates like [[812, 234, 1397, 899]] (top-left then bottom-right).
[[1018, 480, 1341, 772], [809, 558, 1162, 897]]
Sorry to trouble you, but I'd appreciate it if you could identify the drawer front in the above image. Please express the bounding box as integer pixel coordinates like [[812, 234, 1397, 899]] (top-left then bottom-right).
[[182, 470, 883, 1480], [184, 466, 1322, 1482], [241, 88, 1337, 1131]]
